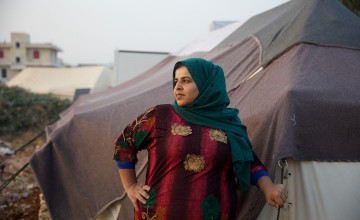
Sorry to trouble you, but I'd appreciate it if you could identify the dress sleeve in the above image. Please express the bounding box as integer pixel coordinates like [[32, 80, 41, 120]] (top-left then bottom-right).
[[250, 152, 269, 187], [113, 106, 156, 169]]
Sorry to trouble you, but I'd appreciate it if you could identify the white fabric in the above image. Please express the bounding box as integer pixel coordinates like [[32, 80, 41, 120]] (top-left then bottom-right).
[[96, 200, 121, 220], [258, 159, 360, 220]]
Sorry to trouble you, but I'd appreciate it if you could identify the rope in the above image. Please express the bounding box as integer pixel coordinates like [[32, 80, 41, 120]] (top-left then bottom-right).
[[276, 159, 288, 220], [0, 131, 45, 191], [0, 162, 29, 192], [0, 131, 44, 169], [14, 131, 45, 154]]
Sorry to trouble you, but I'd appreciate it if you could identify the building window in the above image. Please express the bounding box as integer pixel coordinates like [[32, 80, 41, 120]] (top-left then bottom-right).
[[0, 50, 3, 59], [16, 42, 20, 48], [1, 69, 7, 78], [34, 50, 40, 59], [16, 57, 21, 63]]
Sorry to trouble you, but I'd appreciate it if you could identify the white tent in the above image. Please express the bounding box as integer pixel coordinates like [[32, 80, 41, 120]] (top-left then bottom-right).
[[174, 20, 244, 56], [6, 66, 114, 100], [258, 159, 360, 220]]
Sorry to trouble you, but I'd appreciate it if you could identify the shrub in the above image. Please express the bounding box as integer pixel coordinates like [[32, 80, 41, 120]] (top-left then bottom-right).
[[0, 85, 71, 136]]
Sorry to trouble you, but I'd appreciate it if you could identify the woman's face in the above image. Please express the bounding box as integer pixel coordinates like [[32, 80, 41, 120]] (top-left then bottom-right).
[[174, 66, 199, 107]]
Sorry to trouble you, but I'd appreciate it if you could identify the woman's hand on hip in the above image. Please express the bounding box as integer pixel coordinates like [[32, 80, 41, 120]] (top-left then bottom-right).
[[126, 183, 151, 211]]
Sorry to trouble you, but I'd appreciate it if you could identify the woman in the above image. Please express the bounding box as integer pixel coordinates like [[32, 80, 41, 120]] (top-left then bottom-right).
[[114, 58, 287, 219]]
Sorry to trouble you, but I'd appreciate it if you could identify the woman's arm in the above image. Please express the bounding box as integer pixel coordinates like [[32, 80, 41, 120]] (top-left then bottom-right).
[[114, 107, 156, 210], [257, 175, 288, 209], [249, 152, 288, 208], [118, 169, 150, 211]]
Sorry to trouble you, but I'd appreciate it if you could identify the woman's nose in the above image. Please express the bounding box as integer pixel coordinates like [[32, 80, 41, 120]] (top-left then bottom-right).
[[175, 82, 182, 90]]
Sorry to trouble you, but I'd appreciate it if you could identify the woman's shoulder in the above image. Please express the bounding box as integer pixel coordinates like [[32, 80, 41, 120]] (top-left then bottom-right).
[[153, 104, 172, 110], [153, 104, 175, 115], [139, 104, 173, 117]]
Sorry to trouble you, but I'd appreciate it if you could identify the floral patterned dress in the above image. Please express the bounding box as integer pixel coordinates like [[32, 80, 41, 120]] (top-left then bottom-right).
[[114, 105, 268, 220]]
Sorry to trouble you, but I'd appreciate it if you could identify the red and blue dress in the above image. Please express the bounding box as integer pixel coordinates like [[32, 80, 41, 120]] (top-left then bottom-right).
[[114, 104, 268, 220]]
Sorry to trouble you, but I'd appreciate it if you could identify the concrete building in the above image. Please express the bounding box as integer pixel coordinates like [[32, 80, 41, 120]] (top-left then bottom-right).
[[113, 50, 169, 85], [0, 32, 62, 83]]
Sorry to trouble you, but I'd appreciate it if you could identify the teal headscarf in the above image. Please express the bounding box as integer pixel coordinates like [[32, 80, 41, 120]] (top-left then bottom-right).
[[172, 58, 254, 191]]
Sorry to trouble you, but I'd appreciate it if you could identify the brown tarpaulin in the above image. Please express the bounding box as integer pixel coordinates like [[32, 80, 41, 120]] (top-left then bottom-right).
[[30, 0, 360, 219]]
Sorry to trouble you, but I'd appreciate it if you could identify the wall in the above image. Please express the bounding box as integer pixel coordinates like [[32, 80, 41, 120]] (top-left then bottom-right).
[[113, 50, 169, 86]]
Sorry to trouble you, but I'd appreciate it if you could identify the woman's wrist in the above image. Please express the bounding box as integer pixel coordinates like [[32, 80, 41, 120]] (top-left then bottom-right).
[[257, 175, 274, 195]]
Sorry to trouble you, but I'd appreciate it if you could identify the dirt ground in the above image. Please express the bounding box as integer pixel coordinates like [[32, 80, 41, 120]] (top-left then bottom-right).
[[0, 131, 47, 220]]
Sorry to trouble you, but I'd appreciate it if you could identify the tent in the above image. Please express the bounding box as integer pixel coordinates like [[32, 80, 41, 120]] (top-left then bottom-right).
[[174, 20, 244, 56], [6, 66, 113, 100], [30, 0, 360, 219]]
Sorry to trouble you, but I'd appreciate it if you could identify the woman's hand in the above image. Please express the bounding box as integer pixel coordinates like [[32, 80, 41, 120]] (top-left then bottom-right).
[[126, 183, 151, 211], [118, 169, 151, 211], [257, 176, 288, 209], [263, 183, 288, 208]]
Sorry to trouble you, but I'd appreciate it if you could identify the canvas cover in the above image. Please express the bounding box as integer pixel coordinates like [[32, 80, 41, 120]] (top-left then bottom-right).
[[29, 0, 360, 219], [216, 0, 360, 66]]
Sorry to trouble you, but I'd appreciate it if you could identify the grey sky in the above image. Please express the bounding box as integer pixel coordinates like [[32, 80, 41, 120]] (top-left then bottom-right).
[[0, 0, 288, 65]]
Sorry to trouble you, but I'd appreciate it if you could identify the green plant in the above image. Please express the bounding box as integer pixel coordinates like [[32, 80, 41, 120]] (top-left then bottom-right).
[[0, 85, 71, 136], [340, 0, 360, 17]]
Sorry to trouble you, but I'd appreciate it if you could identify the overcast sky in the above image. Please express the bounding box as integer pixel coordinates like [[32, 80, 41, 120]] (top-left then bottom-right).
[[0, 0, 288, 65]]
